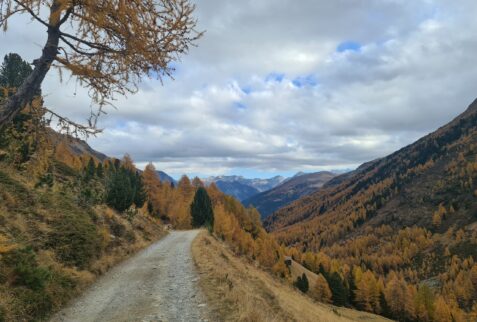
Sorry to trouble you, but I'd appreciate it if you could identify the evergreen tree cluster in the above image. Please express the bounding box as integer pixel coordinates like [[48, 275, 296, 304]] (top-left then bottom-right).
[[0, 53, 44, 166], [79, 157, 146, 213], [0, 53, 37, 98], [317, 265, 349, 307], [105, 162, 146, 212], [190, 187, 214, 230], [294, 273, 309, 293]]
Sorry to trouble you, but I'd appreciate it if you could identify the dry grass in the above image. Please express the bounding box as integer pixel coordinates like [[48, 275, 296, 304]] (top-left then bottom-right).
[[192, 231, 392, 322]]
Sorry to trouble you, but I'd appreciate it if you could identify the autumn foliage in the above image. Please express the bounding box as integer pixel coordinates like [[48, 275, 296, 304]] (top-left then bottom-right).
[[265, 100, 477, 320], [0, 0, 202, 133]]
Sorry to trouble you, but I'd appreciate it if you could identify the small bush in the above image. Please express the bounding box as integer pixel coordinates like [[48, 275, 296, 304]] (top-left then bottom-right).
[[0, 306, 5, 322], [108, 218, 126, 237], [3, 247, 51, 291], [14, 288, 53, 321], [47, 213, 101, 269]]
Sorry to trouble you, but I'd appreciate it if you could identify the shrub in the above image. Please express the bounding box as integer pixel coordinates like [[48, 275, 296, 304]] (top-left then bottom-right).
[[47, 213, 101, 269], [3, 247, 51, 291], [14, 288, 53, 321]]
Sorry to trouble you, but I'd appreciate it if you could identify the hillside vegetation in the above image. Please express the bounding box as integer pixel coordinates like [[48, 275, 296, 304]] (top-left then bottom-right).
[[0, 127, 165, 321], [265, 99, 477, 321], [192, 231, 390, 322]]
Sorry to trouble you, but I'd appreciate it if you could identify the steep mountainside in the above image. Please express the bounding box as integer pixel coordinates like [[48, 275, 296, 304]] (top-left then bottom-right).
[[214, 180, 260, 201], [266, 99, 477, 237], [244, 171, 336, 219], [204, 175, 286, 201], [265, 99, 477, 319]]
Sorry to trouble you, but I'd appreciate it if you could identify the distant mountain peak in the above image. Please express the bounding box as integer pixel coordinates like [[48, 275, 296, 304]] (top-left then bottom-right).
[[203, 174, 287, 201]]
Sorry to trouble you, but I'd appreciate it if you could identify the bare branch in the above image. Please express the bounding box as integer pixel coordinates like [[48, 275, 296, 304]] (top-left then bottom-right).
[[44, 106, 102, 139], [12, 0, 51, 29]]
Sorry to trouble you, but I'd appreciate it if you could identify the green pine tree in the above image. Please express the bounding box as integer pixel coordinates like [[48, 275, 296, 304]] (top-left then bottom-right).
[[294, 273, 309, 293], [106, 168, 134, 212], [328, 272, 348, 307], [190, 187, 214, 230], [0, 53, 36, 98], [84, 157, 96, 181], [96, 162, 104, 178], [133, 172, 147, 208]]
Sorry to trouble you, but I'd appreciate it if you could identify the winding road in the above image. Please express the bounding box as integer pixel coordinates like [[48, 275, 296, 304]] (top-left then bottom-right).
[[50, 230, 209, 322]]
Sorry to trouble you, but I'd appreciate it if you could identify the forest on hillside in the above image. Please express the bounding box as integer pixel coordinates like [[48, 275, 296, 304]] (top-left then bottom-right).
[[265, 101, 477, 321]]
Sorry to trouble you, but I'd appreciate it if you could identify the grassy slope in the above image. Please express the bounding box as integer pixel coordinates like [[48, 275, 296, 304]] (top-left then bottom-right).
[[0, 160, 165, 321], [192, 231, 391, 322]]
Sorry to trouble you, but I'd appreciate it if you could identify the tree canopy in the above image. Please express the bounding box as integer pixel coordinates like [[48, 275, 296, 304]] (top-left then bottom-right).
[[0, 0, 202, 134]]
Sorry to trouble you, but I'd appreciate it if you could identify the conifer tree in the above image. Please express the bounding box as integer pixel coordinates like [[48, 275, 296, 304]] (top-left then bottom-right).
[[314, 274, 332, 302], [133, 172, 147, 208], [0, 0, 202, 131], [96, 162, 104, 178], [84, 157, 96, 181], [328, 272, 348, 306], [192, 176, 204, 187], [294, 273, 309, 293], [190, 187, 214, 230], [0, 53, 36, 97], [106, 168, 133, 212]]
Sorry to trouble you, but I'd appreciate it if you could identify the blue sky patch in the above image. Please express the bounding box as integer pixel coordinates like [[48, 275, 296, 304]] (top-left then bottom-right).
[[336, 41, 362, 53], [233, 101, 247, 110], [241, 85, 253, 95], [265, 72, 285, 83], [292, 75, 318, 88]]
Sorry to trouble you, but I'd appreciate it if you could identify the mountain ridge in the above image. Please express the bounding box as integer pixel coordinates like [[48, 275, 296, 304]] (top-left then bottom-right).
[[203, 174, 286, 201], [244, 171, 336, 219]]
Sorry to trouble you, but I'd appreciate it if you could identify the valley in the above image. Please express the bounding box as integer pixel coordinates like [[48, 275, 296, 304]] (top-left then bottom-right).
[[2, 1, 477, 321]]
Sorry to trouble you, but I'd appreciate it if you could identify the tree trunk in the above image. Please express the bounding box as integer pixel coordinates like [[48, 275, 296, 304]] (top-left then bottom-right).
[[0, 16, 60, 127]]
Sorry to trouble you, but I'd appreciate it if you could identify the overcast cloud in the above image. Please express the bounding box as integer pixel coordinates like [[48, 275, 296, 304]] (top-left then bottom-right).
[[2, 0, 477, 178]]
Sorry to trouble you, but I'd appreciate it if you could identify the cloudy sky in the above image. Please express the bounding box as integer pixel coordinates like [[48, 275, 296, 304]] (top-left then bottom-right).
[[2, 0, 477, 179]]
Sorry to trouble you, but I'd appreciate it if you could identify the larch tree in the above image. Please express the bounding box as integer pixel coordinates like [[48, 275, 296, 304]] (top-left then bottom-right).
[[191, 176, 204, 187], [314, 274, 332, 303], [0, 0, 202, 134]]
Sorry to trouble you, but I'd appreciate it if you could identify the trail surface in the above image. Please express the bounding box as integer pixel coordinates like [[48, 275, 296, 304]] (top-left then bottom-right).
[[50, 230, 209, 322]]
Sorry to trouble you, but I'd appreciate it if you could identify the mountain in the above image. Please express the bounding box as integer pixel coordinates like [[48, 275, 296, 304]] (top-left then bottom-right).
[[203, 175, 286, 201], [265, 99, 477, 318], [244, 171, 336, 219], [214, 180, 260, 201], [156, 170, 176, 185]]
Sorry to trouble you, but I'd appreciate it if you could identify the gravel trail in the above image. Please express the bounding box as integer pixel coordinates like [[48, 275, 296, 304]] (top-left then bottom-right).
[[50, 230, 209, 322]]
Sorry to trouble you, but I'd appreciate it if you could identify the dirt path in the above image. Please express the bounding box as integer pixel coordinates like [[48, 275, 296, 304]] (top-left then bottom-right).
[[50, 230, 209, 322]]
